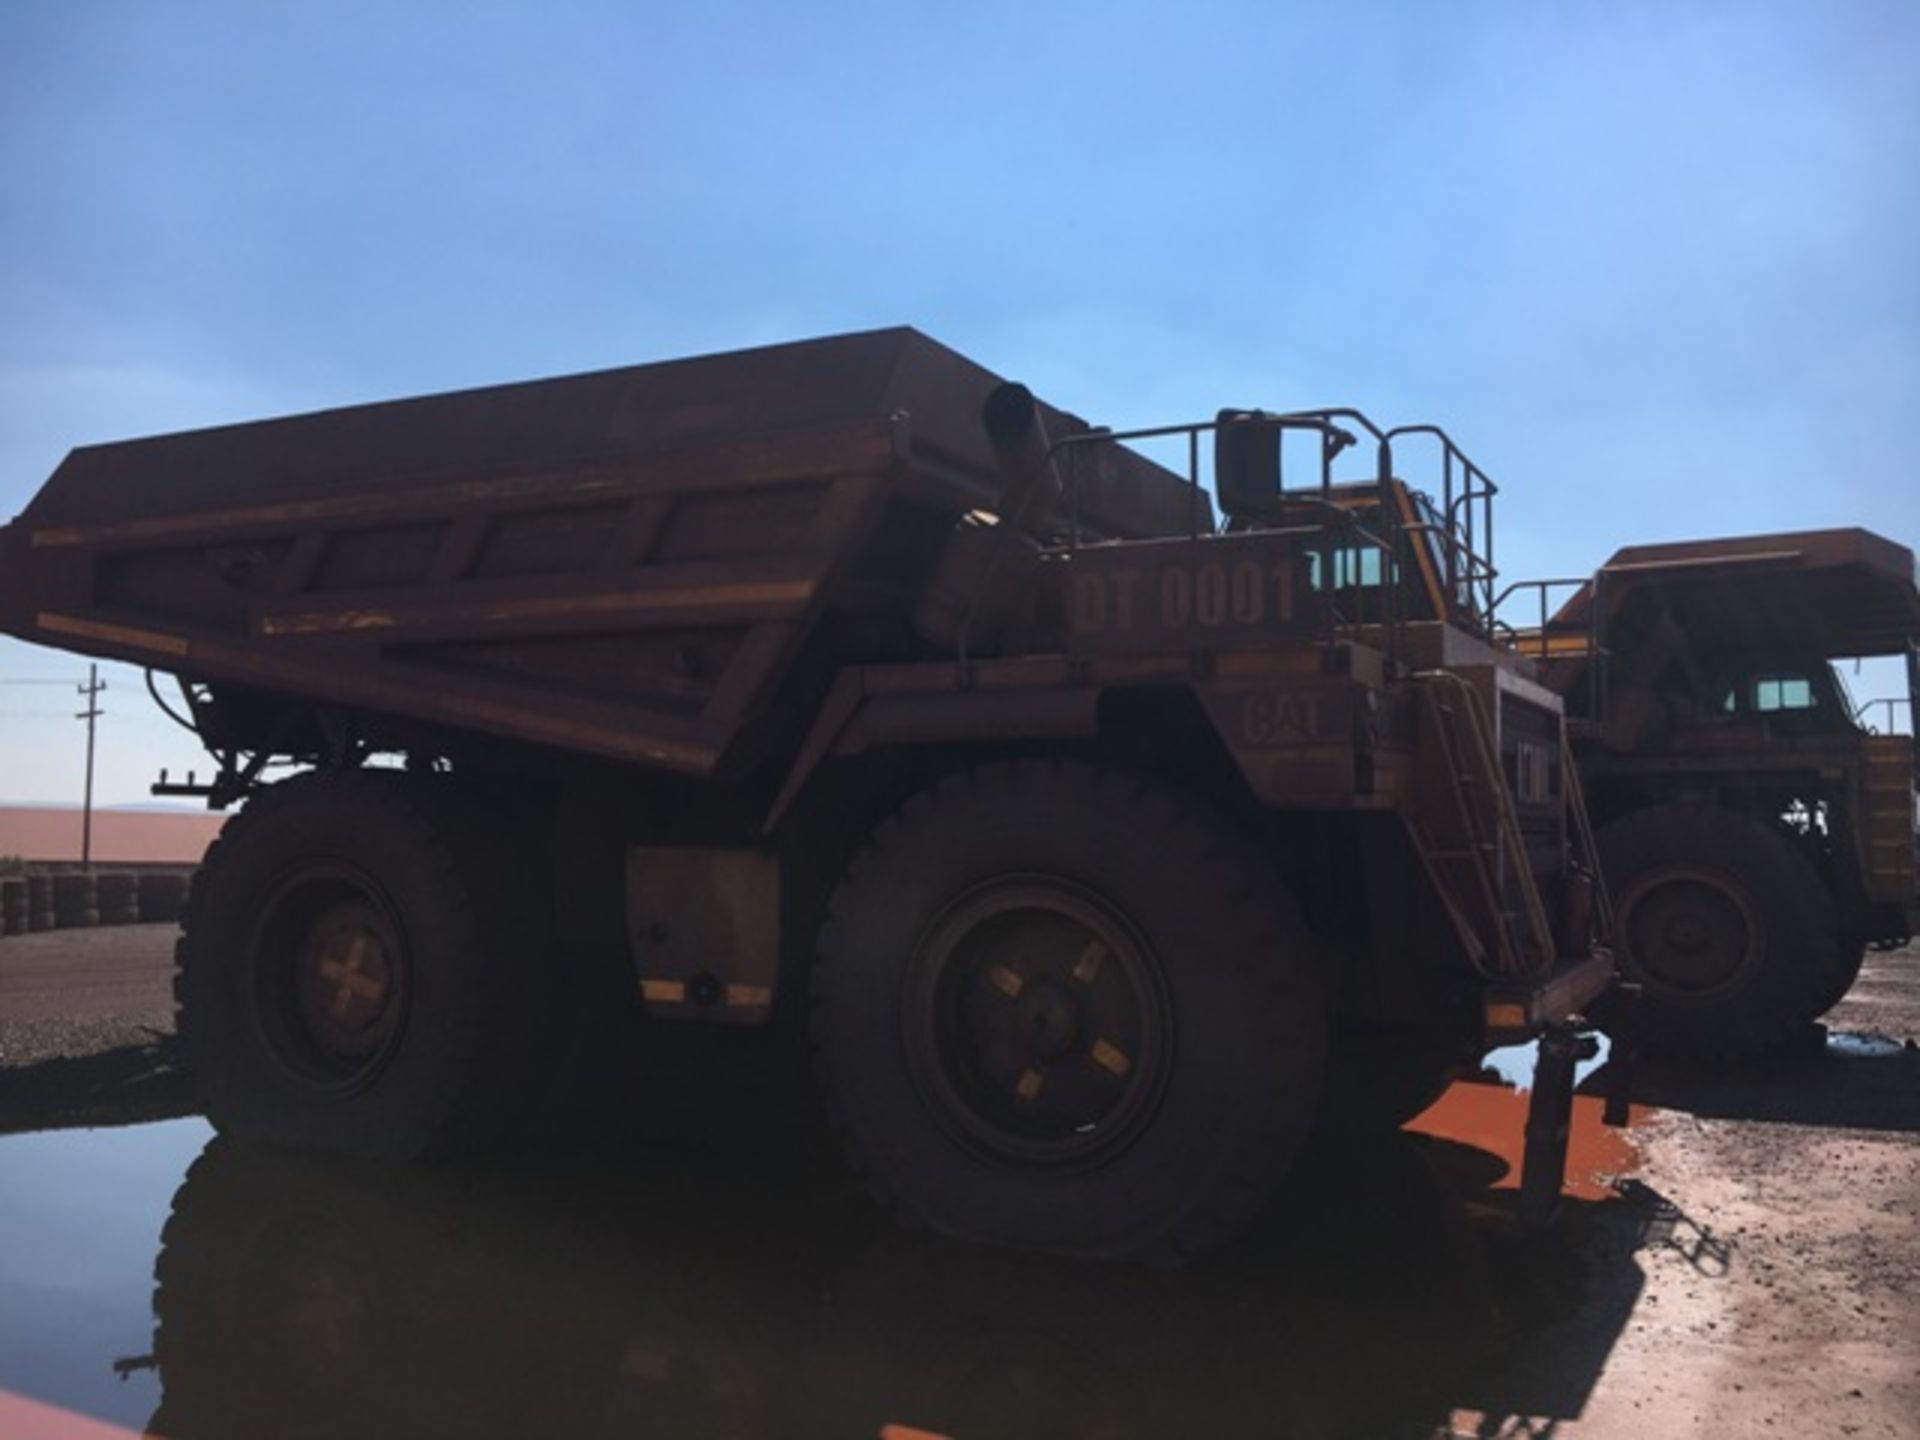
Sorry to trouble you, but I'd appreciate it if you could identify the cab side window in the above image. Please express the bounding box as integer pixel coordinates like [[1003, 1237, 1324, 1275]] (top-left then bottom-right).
[[1752, 675, 1816, 712], [1307, 547, 1385, 589]]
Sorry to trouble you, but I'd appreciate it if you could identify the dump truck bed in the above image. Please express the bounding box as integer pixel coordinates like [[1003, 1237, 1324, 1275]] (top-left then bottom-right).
[[0, 328, 1202, 776], [1540, 528, 1920, 659]]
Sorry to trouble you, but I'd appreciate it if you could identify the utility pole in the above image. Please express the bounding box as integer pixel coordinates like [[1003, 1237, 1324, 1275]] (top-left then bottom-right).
[[76, 664, 106, 868]]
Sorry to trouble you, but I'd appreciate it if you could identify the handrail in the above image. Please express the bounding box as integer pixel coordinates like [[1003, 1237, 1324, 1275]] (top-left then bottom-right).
[[1563, 738, 1614, 933], [1490, 575, 1611, 723], [1047, 410, 1369, 544], [1045, 405, 1502, 642], [1047, 409, 1409, 638], [1854, 697, 1914, 735], [1414, 668, 1558, 977], [1492, 577, 1593, 660], [1401, 520, 1497, 622], [1387, 423, 1499, 629]]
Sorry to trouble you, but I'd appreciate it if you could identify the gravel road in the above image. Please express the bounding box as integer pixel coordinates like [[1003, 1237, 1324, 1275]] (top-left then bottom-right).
[[0, 923, 178, 1066], [0, 923, 186, 1133]]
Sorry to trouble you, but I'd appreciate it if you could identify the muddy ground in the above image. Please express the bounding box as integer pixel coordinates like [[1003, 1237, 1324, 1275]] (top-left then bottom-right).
[[0, 925, 1916, 1439]]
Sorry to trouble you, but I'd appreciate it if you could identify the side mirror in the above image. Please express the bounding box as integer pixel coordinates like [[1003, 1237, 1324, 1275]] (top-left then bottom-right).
[[1214, 410, 1284, 524]]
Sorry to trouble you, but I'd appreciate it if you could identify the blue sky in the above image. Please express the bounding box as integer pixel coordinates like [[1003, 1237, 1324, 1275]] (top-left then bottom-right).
[[2, 0, 1916, 803]]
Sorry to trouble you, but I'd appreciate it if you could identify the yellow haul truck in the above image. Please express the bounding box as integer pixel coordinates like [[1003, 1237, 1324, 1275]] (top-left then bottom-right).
[[1504, 532, 1918, 1057], [0, 331, 1612, 1257]]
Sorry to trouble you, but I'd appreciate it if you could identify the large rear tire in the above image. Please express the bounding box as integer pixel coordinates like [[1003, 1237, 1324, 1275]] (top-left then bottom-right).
[[176, 770, 556, 1158], [1594, 804, 1839, 1061], [812, 760, 1327, 1263]]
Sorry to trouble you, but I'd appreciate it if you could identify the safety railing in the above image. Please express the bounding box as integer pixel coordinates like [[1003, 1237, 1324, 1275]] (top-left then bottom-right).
[[1383, 424, 1500, 630], [1491, 577, 1596, 661], [1047, 411, 1403, 636], [1044, 407, 1502, 639], [1854, 697, 1914, 736]]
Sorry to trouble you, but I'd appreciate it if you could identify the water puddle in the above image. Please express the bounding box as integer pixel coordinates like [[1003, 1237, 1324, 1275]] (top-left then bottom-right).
[[0, 1113, 1559, 1440], [0, 1120, 212, 1433], [1406, 1034, 1652, 1205], [1824, 1031, 1912, 1060], [1479, 1032, 1614, 1091], [1407, 1086, 1648, 1203]]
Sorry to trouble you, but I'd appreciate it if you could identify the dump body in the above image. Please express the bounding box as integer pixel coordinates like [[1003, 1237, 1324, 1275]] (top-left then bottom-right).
[[0, 328, 1201, 779]]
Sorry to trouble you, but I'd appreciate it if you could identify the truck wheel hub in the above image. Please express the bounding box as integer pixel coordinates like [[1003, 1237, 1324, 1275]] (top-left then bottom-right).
[[1622, 870, 1756, 993], [1017, 983, 1082, 1059], [904, 880, 1169, 1167], [254, 872, 410, 1088], [298, 910, 397, 1054]]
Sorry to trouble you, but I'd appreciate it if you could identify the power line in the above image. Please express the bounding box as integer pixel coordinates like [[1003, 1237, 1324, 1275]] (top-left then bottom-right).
[[0, 706, 176, 726]]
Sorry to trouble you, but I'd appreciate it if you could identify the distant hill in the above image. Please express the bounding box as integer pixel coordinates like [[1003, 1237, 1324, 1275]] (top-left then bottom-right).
[[0, 806, 223, 864]]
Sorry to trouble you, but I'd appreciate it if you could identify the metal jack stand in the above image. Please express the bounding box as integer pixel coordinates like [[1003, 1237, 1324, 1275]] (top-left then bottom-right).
[[1520, 1025, 1599, 1229], [1602, 983, 1642, 1129]]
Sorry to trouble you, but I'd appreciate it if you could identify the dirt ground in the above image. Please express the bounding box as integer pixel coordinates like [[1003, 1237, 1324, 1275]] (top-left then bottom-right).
[[1429, 946, 1920, 1439], [0, 924, 188, 1133], [0, 924, 177, 1059], [1, 926, 1916, 1438]]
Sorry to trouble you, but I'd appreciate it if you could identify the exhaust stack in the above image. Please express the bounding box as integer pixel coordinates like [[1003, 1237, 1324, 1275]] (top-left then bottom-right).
[[981, 381, 1063, 533]]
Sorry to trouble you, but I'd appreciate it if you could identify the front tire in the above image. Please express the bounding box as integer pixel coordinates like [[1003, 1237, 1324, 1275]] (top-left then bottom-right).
[[812, 761, 1326, 1263], [1808, 940, 1868, 1020], [1594, 804, 1840, 1061], [176, 770, 556, 1158]]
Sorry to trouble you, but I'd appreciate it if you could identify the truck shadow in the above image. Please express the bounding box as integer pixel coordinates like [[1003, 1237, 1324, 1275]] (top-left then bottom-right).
[[0, 1036, 195, 1136], [135, 1079, 1660, 1440], [1581, 1027, 1920, 1135], [1416, 1169, 1725, 1439]]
